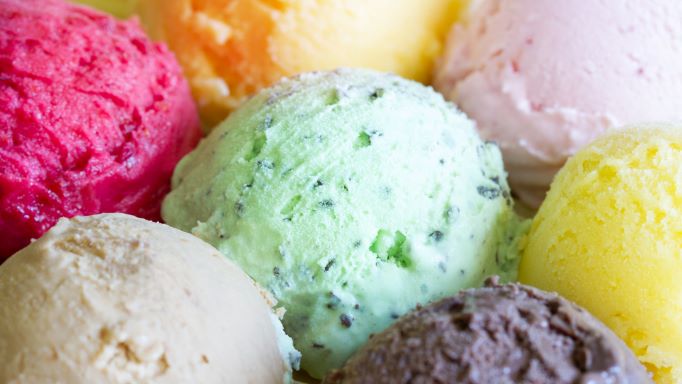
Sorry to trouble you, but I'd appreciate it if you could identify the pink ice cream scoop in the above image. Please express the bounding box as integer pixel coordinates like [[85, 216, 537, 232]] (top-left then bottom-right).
[[435, 0, 682, 207], [0, 0, 201, 259]]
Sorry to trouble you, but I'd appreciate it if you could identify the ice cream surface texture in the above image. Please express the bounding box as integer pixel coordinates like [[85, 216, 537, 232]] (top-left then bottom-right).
[[434, 0, 682, 207], [138, 0, 464, 127], [70, 0, 138, 18], [325, 277, 652, 384], [520, 125, 682, 383], [0, 214, 299, 383], [162, 69, 527, 377], [0, 0, 201, 259]]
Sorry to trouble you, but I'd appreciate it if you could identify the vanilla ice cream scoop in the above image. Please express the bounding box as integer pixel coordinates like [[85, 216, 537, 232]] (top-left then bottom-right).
[[0, 213, 299, 383], [435, 0, 682, 207]]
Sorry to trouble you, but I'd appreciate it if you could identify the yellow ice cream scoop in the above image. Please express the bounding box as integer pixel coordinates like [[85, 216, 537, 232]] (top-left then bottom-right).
[[137, 0, 464, 128], [519, 124, 682, 383]]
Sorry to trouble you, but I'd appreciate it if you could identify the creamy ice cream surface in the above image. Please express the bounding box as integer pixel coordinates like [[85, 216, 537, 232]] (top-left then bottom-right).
[[520, 124, 682, 383], [435, 0, 682, 207], [0, 214, 299, 383], [325, 277, 652, 384], [138, 0, 465, 127], [162, 68, 527, 378]]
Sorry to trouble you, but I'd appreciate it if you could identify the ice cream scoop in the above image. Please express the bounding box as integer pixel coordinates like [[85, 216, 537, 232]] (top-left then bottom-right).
[[162, 68, 527, 377], [0, 0, 201, 259], [138, 0, 465, 128], [325, 277, 652, 384], [0, 213, 299, 383], [520, 124, 682, 383], [434, 0, 682, 207]]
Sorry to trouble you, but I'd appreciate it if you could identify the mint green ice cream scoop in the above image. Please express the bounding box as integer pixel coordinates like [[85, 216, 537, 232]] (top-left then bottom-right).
[[162, 69, 527, 378]]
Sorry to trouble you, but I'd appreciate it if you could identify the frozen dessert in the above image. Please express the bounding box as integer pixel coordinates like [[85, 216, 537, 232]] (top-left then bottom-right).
[[519, 124, 682, 383], [70, 0, 138, 18], [325, 277, 652, 384], [0, 0, 201, 259], [162, 68, 527, 377], [0, 214, 300, 383], [434, 0, 682, 207], [138, 0, 465, 128]]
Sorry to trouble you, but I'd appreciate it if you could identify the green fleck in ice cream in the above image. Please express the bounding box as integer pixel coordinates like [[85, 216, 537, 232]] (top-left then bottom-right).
[[162, 69, 527, 378]]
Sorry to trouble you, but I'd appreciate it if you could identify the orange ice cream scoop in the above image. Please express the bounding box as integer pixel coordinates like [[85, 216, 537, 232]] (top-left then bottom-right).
[[138, 0, 464, 128]]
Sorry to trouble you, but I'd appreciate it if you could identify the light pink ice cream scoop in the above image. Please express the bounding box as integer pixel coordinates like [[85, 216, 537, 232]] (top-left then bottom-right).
[[435, 0, 682, 207]]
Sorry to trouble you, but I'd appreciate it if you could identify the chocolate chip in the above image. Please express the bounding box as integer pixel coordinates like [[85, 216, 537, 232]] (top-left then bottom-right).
[[327, 292, 341, 309], [477, 185, 501, 199], [234, 201, 245, 217], [340, 314, 353, 328], [429, 230, 444, 242], [257, 159, 275, 170], [369, 88, 385, 101]]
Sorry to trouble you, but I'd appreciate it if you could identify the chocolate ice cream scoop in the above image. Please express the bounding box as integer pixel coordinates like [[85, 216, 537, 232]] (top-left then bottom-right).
[[324, 277, 651, 384]]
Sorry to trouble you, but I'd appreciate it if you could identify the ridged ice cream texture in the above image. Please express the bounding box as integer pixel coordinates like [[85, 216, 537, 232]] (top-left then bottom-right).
[[0, 0, 201, 260], [162, 68, 528, 378], [520, 125, 682, 384], [435, 0, 682, 207], [0, 214, 299, 383], [138, 0, 465, 128]]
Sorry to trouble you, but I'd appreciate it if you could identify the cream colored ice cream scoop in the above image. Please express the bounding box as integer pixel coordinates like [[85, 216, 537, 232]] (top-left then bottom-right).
[[0, 213, 299, 383]]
